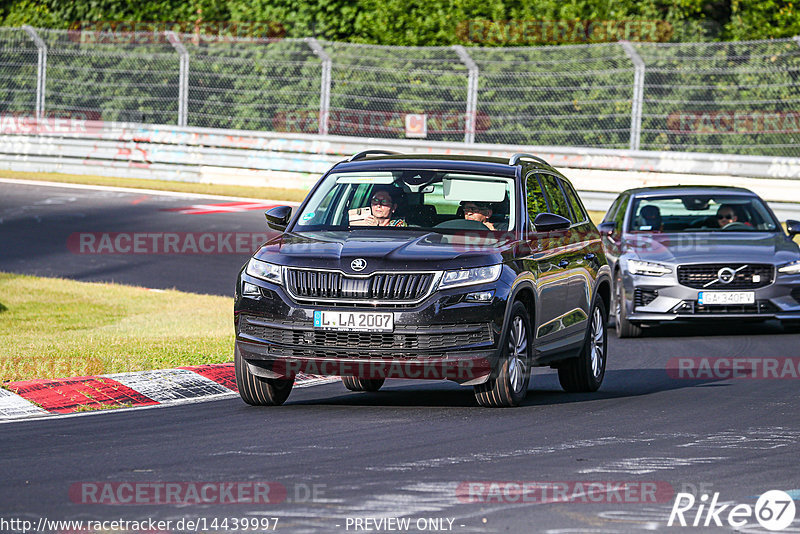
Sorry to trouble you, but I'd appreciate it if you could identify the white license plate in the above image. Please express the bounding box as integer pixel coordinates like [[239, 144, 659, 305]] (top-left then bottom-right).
[[698, 291, 755, 305], [313, 310, 394, 332]]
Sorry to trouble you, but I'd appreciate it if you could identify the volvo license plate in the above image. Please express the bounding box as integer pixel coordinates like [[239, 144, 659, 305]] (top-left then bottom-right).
[[698, 291, 755, 305], [313, 310, 394, 332]]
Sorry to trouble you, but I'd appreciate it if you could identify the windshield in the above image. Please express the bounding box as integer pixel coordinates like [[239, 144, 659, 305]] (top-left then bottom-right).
[[628, 194, 779, 233], [293, 170, 516, 233]]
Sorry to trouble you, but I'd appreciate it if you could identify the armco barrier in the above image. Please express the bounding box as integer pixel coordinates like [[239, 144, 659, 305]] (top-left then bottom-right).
[[1, 121, 799, 216]]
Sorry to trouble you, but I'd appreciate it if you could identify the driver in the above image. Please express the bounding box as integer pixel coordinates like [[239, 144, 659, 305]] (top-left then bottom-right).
[[462, 201, 496, 230], [716, 204, 739, 228]]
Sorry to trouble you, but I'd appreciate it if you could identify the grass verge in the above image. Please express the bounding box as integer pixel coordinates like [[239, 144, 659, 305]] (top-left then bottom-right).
[[0, 272, 233, 382], [0, 169, 309, 203]]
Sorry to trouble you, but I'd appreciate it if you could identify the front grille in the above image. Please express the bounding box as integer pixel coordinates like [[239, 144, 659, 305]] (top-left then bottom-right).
[[239, 318, 494, 351], [285, 269, 435, 303], [672, 300, 778, 315], [677, 264, 774, 289], [792, 287, 800, 305], [634, 288, 658, 308], [268, 347, 447, 361]]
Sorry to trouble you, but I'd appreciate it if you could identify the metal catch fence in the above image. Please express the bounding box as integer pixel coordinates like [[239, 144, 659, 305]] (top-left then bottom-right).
[[1, 27, 799, 156]]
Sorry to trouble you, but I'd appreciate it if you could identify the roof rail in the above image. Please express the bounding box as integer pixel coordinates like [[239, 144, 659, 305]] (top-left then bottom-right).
[[348, 150, 400, 162], [508, 153, 550, 167]]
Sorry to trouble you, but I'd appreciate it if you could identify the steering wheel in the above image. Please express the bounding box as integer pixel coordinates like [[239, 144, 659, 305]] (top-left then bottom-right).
[[434, 219, 491, 230], [721, 221, 749, 230]]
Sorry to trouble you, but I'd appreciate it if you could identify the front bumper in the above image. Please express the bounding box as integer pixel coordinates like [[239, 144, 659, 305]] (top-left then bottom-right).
[[622, 269, 800, 323], [234, 272, 511, 384]]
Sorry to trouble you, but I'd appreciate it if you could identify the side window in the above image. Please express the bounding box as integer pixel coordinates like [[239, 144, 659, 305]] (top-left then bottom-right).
[[603, 195, 623, 223], [614, 194, 630, 231], [538, 173, 573, 221], [561, 179, 587, 224], [525, 172, 548, 220]]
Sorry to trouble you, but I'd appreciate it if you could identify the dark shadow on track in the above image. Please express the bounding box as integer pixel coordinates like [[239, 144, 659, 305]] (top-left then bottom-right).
[[265, 369, 726, 409]]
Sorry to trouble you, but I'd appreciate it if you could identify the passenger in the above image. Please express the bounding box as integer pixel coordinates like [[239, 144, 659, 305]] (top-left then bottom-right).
[[462, 201, 497, 230], [640, 205, 662, 231], [354, 186, 407, 227], [716, 204, 738, 228]]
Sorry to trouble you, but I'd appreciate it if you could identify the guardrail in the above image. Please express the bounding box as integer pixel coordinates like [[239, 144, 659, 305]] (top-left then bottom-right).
[[1, 121, 799, 215]]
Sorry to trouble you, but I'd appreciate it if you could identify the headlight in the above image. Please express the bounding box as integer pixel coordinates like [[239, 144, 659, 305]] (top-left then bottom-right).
[[778, 260, 800, 275], [245, 258, 282, 285], [628, 259, 672, 276], [439, 265, 502, 289]]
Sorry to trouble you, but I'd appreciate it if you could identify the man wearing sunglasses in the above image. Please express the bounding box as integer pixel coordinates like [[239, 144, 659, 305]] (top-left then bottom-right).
[[462, 201, 497, 230], [716, 204, 739, 228]]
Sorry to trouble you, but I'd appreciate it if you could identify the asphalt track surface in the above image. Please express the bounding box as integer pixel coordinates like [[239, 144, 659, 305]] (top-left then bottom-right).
[[2, 181, 800, 533]]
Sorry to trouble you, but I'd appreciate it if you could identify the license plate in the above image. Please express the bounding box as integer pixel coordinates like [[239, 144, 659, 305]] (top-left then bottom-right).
[[313, 310, 394, 332], [698, 291, 755, 305]]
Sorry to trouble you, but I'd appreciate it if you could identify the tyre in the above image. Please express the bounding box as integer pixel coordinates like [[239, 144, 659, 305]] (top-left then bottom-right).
[[614, 271, 642, 338], [342, 376, 385, 392], [782, 320, 800, 334], [474, 301, 532, 407], [234, 345, 293, 406], [558, 298, 608, 393]]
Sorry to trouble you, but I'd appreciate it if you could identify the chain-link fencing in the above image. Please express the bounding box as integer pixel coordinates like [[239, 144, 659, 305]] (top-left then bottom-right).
[[1, 27, 799, 156]]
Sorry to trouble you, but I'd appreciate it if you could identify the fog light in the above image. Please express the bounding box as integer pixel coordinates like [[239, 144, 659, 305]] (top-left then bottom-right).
[[465, 290, 494, 302], [242, 282, 261, 296]]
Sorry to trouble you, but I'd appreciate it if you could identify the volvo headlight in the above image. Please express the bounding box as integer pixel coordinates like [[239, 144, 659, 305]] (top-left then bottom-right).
[[628, 259, 672, 277], [778, 260, 800, 275], [245, 258, 283, 285], [439, 265, 502, 289]]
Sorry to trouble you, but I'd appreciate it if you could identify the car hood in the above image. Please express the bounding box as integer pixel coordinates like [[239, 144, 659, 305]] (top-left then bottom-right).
[[624, 232, 800, 265], [253, 230, 517, 273]]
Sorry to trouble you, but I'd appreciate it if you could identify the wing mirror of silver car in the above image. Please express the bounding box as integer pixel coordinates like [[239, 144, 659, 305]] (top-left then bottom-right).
[[787, 220, 800, 236], [265, 206, 293, 232], [597, 221, 616, 236], [533, 212, 571, 232]]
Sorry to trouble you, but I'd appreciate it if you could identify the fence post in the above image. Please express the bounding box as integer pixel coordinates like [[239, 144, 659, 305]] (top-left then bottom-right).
[[620, 40, 645, 151], [22, 25, 46, 120], [166, 31, 189, 127], [452, 45, 479, 144], [306, 38, 332, 136]]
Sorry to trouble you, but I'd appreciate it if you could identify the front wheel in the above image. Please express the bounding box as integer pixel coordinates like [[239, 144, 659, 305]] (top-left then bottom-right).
[[558, 298, 608, 393], [614, 272, 642, 338], [234, 345, 293, 406], [782, 320, 800, 334], [342, 377, 385, 392], [474, 301, 532, 407]]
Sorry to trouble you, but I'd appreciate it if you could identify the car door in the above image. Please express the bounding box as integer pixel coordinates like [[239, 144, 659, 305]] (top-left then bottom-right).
[[601, 193, 630, 273], [525, 172, 574, 357], [558, 176, 601, 337]]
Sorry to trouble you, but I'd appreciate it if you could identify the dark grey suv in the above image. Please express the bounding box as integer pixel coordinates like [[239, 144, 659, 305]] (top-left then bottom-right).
[[599, 186, 800, 337], [234, 152, 612, 407]]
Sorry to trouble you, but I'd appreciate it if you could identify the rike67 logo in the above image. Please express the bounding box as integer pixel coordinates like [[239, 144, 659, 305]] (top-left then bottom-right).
[[668, 490, 796, 531]]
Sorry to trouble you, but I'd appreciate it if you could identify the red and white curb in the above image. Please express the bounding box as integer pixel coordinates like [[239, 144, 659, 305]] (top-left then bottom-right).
[[0, 363, 337, 421]]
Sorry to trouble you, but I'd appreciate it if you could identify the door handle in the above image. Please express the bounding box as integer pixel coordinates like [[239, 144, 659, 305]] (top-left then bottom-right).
[[558, 259, 569, 268]]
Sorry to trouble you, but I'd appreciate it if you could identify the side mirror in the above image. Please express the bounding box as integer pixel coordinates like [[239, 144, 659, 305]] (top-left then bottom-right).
[[265, 206, 292, 232], [787, 219, 800, 237], [533, 212, 571, 232], [597, 221, 617, 236]]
